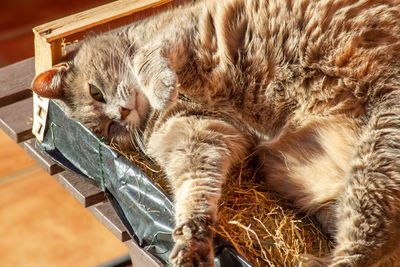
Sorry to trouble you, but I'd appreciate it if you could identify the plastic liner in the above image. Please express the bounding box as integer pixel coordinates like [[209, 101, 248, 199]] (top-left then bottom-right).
[[38, 100, 252, 267]]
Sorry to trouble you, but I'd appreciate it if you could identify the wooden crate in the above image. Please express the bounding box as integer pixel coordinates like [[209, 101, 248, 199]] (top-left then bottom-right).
[[31, 1, 189, 266]]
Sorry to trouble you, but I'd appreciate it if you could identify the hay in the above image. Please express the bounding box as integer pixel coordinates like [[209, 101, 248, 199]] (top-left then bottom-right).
[[111, 143, 332, 266], [215, 157, 332, 266]]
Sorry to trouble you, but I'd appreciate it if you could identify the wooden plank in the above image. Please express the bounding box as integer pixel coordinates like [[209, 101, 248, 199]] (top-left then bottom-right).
[[0, 58, 34, 108], [23, 139, 64, 175], [33, 0, 178, 42], [34, 35, 63, 75], [124, 239, 163, 267], [89, 201, 131, 242], [53, 171, 106, 208], [32, 37, 63, 142], [0, 97, 33, 142]]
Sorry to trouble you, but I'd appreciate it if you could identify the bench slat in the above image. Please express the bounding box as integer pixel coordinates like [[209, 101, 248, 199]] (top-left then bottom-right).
[[53, 170, 106, 208], [0, 58, 34, 107], [24, 139, 64, 175], [124, 239, 163, 267], [89, 201, 131, 242], [0, 97, 33, 142]]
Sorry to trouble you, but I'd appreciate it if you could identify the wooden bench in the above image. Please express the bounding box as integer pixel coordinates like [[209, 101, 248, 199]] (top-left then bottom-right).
[[0, 48, 164, 267]]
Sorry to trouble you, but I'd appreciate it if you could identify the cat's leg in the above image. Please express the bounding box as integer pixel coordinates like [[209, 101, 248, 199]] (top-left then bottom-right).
[[256, 118, 363, 265], [329, 91, 400, 266], [257, 118, 358, 232], [146, 116, 252, 266]]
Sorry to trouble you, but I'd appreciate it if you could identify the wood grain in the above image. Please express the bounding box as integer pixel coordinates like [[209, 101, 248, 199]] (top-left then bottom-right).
[[23, 139, 64, 175], [0, 58, 34, 107], [124, 239, 163, 267], [32, 37, 63, 142], [53, 170, 106, 208], [89, 201, 131, 242], [33, 0, 177, 42], [0, 97, 33, 142]]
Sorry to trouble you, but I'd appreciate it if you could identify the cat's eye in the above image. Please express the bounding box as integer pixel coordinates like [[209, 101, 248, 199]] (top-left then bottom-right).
[[89, 83, 105, 103]]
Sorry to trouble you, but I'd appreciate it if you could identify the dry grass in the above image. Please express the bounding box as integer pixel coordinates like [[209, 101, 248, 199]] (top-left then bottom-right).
[[112, 143, 333, 266], [214, 157, 332, 266]]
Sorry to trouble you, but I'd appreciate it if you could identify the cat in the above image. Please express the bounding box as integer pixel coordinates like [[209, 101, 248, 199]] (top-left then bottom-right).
[[31, 0, 400, 266]]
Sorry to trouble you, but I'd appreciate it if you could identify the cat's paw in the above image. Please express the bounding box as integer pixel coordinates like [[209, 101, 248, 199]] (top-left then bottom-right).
[[301, 254, 331, 267], [133, 47, 179, 110], [169, 218, 214, 267], [327, 254, 362, 267], [147, 68, 179, 110], [169, 236, 213, 267]]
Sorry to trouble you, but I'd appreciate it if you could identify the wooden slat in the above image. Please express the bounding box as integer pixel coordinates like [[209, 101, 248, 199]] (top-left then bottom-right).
[[53, 171, 106, 208], [32, 36, 63, 142], [0, 97, 33, 142], [89, 201, 131, 242], [33, 0, 177, 42], [124, 239, 163, 267], [0, 58, 34, 107], [23, 139, 64, 175], [34, 35, 62, 75]]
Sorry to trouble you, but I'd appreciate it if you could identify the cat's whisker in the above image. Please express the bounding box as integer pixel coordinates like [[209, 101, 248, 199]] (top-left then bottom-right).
[[121, 42, 136, 83], [133, 128, 146, 154], [109, 41, 118, 77], [127, 127, 141, 152], [127, 126, 146, 155]]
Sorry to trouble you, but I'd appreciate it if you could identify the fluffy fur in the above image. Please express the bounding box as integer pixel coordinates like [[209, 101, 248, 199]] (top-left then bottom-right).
[[32, 0, 400, 266]]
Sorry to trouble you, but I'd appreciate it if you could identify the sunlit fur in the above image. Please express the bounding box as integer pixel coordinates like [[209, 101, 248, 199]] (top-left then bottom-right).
[[32, 0, 400, 266]]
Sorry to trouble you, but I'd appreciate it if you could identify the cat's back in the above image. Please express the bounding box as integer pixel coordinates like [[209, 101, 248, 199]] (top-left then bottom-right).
[[240, 0, 400, 71], [129, 0, 400, 135]]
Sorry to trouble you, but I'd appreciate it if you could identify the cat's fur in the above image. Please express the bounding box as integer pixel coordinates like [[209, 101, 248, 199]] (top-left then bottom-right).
[[32, 0, 400, 266]]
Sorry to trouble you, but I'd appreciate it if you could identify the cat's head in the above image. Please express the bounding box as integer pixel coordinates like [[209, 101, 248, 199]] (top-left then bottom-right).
[[31, 33, 150, 150]]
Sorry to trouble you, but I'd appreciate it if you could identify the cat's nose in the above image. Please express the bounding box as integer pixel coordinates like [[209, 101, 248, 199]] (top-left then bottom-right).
[[119, 106, 131, 120]]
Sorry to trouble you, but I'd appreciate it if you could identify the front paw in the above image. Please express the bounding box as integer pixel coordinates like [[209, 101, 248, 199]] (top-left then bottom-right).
[[301, 254, 332, 267], [148, 68, 179, 110], [133, 48, 179, 110], [169, 218, 214, 267]]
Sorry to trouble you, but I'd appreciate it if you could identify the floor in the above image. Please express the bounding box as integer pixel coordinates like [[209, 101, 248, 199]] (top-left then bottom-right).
[[0, 1, 132, 266]]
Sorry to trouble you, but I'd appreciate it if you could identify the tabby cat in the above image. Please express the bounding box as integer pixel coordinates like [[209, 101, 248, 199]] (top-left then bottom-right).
[[32, 0, 400, 266]]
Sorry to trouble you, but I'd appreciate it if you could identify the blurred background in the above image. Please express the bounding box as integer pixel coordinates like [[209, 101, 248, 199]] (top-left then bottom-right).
[[0, 0, 133, 266]]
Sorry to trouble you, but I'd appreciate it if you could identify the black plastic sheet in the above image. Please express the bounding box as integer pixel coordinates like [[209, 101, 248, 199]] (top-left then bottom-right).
[[38, 100, 252, 266]]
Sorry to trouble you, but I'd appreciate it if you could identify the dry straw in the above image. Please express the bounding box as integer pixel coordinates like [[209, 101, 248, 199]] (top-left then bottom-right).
[[112, 143, 332, 266]]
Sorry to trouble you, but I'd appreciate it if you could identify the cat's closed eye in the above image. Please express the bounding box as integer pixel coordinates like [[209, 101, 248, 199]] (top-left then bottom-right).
[[89, 83, 105, 103]]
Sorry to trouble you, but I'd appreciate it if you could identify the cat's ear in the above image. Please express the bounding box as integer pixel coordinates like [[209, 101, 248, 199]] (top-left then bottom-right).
[[31, 62, 70, 99]]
